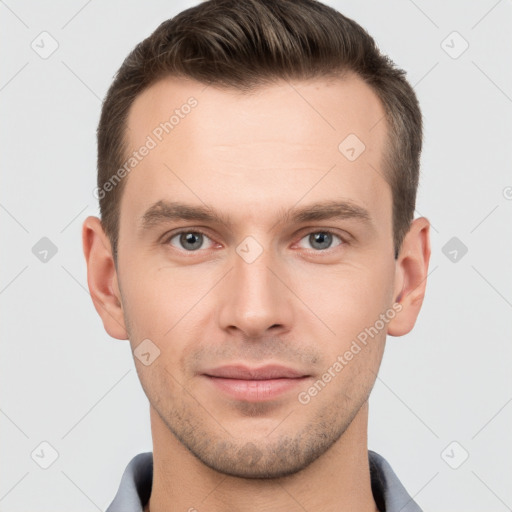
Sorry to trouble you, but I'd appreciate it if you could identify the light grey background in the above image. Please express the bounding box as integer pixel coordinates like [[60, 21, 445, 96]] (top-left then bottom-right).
[[1, 1, 511, 511]]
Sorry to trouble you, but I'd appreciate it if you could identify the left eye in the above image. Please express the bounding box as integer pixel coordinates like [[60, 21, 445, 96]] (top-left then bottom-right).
[[297, 231, 344, 251]]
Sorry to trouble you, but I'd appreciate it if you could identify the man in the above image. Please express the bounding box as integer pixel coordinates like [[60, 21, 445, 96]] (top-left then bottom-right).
[[82, 0, 430, 510]]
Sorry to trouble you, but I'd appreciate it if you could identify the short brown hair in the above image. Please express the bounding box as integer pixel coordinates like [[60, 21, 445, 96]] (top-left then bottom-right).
[[97, 0, 422, 263]]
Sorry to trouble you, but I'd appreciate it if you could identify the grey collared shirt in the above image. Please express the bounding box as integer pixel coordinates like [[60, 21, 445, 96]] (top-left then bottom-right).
[[106, 450, 422, 512]]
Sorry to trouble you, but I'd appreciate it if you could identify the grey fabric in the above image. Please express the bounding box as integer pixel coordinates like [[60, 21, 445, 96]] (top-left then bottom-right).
[[106, 450, 422, 512], [368, 450, 422, 512], [106, 452, 152, 512]]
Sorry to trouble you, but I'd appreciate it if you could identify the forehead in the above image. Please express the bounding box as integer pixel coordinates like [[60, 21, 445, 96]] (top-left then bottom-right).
[[127, 73, 387, 151], [120, 74, 391, 234]]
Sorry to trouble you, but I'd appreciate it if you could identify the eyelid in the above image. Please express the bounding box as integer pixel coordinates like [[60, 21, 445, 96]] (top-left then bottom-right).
[[294, 226, 350, 242]]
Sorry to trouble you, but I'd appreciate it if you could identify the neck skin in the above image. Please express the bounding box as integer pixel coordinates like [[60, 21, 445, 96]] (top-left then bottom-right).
[[144, 401, 379, 512]]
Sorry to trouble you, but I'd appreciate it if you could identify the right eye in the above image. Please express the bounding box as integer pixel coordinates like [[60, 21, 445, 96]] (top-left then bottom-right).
[[164, 230, 217, 252]]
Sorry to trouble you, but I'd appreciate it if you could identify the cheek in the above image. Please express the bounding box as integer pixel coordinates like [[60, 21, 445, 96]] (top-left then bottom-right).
[[120, 261, 215, 367], [122, 262, 193, 325], [292, 258, 395, 340]]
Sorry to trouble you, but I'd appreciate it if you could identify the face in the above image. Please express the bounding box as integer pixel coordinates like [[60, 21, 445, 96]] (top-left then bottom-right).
[[112, 74, 399, 478]]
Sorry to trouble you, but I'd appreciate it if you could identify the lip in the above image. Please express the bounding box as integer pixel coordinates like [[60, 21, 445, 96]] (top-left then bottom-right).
[[202, 364, 311, 402], [203, 364, 308, 380]]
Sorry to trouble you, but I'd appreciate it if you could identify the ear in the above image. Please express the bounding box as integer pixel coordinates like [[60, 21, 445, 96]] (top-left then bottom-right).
[[387, 217, 431, 337], [82, 216, 128, 340]]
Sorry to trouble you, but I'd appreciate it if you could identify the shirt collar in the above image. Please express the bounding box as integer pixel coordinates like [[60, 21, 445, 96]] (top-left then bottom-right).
[[106, 450, 422, 512]]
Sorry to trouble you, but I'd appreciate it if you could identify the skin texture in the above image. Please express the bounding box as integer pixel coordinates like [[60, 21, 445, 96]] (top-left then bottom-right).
[[83, 74, 430, 512]]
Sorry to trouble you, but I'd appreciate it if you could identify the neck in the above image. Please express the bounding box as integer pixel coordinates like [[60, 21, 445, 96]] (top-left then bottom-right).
[[145, 401, 378, 512]]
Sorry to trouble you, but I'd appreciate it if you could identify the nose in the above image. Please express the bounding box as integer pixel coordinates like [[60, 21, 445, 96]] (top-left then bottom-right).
[[217, 244, 295, 340]]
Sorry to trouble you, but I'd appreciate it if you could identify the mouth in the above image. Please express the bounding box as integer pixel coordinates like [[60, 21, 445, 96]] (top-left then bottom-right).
[[201, 364, 312, 402]]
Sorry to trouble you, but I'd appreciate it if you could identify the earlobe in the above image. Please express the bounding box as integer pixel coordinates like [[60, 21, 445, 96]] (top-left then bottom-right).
[[387, 217, 431, 337], [82, 216, 128, 340]]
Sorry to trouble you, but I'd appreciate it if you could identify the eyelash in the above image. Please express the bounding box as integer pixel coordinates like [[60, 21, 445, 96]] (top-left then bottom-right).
[[162, 228, 348, 254]]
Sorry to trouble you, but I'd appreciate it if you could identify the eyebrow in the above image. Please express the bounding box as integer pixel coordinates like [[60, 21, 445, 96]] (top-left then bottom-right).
[[138, 199, 374, 233]]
